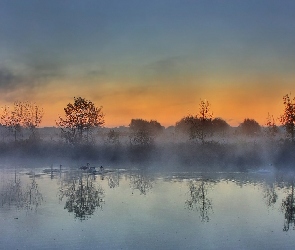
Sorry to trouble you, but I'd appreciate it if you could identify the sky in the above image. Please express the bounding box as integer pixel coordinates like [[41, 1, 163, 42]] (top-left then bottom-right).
[[0, 0, 294, 127]]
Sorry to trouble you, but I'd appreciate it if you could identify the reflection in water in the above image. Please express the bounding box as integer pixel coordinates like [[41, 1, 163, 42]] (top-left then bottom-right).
[[263, 183, 278, 208], [0, 171, 43, 211], [23, 175, 43, 211], [3, 167, 295, 235], [281, 181, 295, 231], [1, 173, 23, 209], [185, 180, 213, 222], [107, 171, 120, 189], [59, 172, 104, 220], [129, 172, 153, 195], [2, 168, 295, 249]]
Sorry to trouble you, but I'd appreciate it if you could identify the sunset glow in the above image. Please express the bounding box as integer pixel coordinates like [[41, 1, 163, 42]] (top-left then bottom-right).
[[0, 1, 294, 127]]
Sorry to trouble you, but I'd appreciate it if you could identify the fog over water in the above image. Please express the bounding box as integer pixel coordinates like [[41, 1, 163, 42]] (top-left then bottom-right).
[[1, 124, 295, 249], [1, 167, 295, 249], [0, 125, 293, 173]]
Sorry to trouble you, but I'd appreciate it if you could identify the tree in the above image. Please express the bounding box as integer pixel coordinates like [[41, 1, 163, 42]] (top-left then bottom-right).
[[105, 129, 120, 145], [22, 102, 43, 140], [280, 94, 295, 142], [175, 116, 192, 135], [129, 119, 163, 145], [238, 118, 261, 136], [1, 103, 23, 141], [211, 118, 230, 134], [179, 99, 213, 143], [57, 97, 104, 144], [1, 102, 43, 141], [266, 113, 278, 138]]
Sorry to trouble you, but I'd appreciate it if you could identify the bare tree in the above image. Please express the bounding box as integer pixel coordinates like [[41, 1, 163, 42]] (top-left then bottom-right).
[[57, 97, 104, 144], [1, 101, 43, 141], [280, 94, 295, 142], [1, 102, 24, 141], [182, 99, 213, 143]]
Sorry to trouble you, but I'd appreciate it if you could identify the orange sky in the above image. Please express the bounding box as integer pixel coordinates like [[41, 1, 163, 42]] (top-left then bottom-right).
[[1, 1, 294, 128], [23, 73, 293, 128]]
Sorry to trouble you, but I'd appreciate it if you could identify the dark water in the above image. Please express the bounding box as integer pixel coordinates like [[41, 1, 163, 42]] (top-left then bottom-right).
[[0, 166, 294, 249]]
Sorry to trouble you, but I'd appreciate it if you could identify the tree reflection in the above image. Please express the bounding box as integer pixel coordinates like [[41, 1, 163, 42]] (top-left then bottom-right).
[[185, 180, 213, 222], [0, 172, 43, 211], [1, 173, 23, 209], [281, 181, 295, 231], [263, 183, 278, 208], [59, 172, 104, 220], [107, 172, 120, 189], [23, 175, 43, 211], [129, 173, 153, 195]]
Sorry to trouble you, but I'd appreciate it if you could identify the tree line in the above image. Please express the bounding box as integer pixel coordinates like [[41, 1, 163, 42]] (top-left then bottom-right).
[[0, 102, 43, 141], [1, 93, 295, 144]]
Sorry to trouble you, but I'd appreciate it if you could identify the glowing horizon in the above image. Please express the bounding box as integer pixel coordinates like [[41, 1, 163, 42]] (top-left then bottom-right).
[[0, 1, 294, 128]]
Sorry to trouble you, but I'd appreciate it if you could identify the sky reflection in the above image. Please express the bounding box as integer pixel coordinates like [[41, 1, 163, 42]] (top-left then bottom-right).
[[0, 167, 295, 249]]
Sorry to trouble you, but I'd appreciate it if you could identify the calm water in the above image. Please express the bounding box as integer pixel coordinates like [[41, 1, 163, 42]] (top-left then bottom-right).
[[0, 166, 295, 250]]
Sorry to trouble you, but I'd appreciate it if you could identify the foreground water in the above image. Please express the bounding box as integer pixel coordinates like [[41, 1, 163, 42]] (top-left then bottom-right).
[[0, 165, 295, 250]]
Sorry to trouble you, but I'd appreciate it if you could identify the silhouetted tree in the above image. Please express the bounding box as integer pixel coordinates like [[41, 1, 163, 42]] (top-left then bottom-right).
[[238, 118, 261, 136], [22, 102, 44, 140], [212, 118, 230, 134], [129, 119, 163, 145], [0, 103, 22, 141], [1, 101, 43, 141], [280, 94, 295, 142], [175, 116, 192, 135], [265, 113, 278, 138], [57, 97, 104, 144], [179, 99, 213, 143]]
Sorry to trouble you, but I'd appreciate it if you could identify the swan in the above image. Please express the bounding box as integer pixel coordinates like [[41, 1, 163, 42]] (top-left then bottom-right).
[[80, 163, 90, 170]]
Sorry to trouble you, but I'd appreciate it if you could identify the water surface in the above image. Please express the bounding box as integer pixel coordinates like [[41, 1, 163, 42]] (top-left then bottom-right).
[[0, 166, 294, 249]]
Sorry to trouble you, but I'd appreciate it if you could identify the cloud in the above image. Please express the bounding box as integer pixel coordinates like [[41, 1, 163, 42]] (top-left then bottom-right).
[[0, 60, 66, 104], [26, 58, 64, 80], [0, 68, 22, 90], [0, 65, 60, 92]]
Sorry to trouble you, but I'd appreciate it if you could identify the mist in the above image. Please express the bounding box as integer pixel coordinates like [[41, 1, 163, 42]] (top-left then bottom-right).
[[0, 124, 293, 173]]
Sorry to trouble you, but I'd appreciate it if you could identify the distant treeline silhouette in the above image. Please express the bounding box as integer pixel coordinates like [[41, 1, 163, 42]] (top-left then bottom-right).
[[0, 95, 295, 170]]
